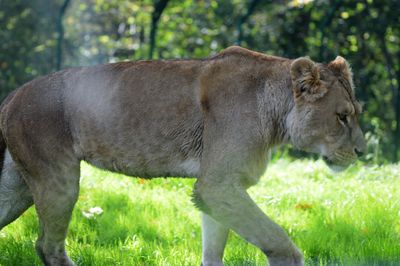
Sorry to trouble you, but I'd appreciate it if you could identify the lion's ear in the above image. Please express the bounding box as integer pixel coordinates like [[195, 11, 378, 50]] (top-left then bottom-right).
[[290, 57, 326, 101], [328, 56, 354, 88]]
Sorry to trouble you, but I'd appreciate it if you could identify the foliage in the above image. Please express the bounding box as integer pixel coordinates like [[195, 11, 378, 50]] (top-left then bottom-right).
[[0, 0, 63, 99], [1, 0, 400, 161], [1, 161, 399, 265]]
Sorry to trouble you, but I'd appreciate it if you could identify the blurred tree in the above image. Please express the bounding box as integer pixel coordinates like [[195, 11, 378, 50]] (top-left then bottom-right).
[[149, 0, 170, 59], [0, 0, 63, 99], [56, 0, 71, 70], [236, 0, 261, 45]]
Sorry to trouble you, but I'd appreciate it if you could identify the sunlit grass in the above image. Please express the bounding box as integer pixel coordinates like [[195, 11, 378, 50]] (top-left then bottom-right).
[[1, 160, 399, 265]]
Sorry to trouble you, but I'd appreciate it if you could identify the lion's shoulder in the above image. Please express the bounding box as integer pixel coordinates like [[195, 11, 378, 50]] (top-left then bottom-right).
[[210, 46, 288, 63]]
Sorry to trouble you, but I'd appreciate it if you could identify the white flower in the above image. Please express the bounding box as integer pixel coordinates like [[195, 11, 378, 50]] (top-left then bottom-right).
[[82, 206, 103, 219]]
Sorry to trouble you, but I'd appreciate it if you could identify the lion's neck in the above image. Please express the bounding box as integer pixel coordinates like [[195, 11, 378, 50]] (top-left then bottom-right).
[[257, 72, 295, 147]]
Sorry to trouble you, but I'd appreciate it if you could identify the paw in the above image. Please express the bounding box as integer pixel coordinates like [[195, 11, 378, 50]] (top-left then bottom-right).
[[267, 244, 304, 266]]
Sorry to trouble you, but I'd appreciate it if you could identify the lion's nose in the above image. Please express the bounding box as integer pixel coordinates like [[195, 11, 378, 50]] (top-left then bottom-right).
[[354, 148, 364, 157]]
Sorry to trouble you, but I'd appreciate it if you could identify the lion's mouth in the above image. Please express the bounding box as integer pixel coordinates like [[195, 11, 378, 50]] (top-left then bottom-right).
[[322, 153, 355, 172], [322, 155, 331, 164]]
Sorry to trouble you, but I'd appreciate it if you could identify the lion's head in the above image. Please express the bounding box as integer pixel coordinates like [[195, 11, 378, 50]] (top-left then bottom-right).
[[287, 56, 366, 171]]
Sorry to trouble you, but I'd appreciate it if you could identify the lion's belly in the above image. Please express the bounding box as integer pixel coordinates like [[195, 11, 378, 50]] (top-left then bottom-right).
[[85, 153, 201, 179], [74, 111, 203, 178], [73, 106, 203, 179]]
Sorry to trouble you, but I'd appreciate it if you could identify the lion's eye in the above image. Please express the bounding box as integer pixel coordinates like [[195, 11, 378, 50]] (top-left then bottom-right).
[[338, 113, 348, 124]]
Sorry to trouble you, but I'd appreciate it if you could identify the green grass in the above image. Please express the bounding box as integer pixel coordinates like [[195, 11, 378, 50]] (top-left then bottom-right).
[[1, 159, 400, 265]]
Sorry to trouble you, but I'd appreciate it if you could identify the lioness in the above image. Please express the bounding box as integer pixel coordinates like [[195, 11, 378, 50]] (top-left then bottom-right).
[[0, 46, 365, 266]]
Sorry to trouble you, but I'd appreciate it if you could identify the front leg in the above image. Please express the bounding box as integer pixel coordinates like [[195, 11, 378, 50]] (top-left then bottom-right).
[[196, 83, 303, 265], [194, 179, 303, 266], [202, 212, 230, 266]]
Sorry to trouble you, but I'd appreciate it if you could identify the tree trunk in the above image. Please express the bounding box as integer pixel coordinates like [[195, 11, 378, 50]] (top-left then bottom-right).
[[56, 0, 71, 70], [148, 0, 169, 59]]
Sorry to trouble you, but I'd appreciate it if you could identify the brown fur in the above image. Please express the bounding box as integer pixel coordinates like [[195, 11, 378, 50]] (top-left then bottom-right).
[[0, 46, 365, 266]]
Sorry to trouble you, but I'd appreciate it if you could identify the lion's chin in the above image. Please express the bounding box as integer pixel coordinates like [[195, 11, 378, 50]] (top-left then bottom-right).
[[322, 156, 351, 172], [327, 164, 348, 172]]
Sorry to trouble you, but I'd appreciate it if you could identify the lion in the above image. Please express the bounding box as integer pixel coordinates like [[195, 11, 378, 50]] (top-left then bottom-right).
[[0, 46, 365, 266]]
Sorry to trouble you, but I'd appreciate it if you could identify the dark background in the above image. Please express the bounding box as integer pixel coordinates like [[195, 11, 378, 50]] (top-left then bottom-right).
[[0, 0, 399, 162]]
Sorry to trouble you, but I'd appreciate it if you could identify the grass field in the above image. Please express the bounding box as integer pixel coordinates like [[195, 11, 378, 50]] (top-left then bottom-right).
[[0, 159, 399, 265]]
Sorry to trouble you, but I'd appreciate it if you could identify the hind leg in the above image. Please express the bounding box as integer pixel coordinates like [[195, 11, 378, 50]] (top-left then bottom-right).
[[0, 150, 33, 229], [26, 163, 80, 266]]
